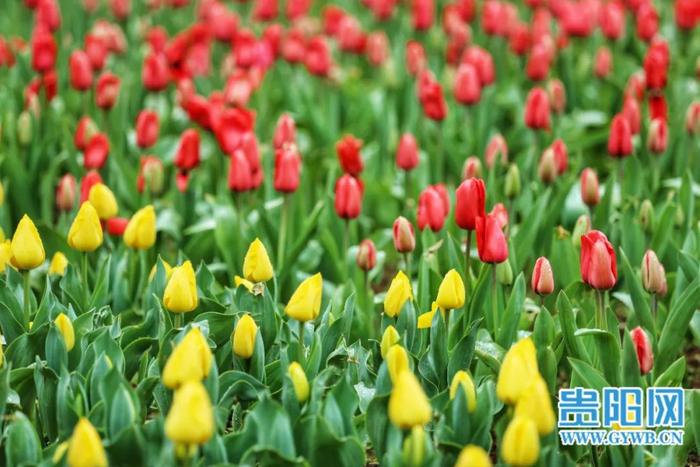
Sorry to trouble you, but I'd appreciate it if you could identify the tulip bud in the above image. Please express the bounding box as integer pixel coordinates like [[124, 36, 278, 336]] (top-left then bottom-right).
[[149, 258, 173, 282], [137, 156, 164, 195], [580, 230, 617, 290], [594, 47, 612, 78], [273, 145, 301, 193], [56, 174, 77, 212], [417, 302, 440, 329], [69, 50, 93, 91], [572, 215, 591, 248], [17, 111, 33, 147], [501, 416, 540, 466], [165, 381, 214, 446], [273, 113, 296, 150], [11, 215, 45, 270], [84, 133, 110, 170], [524, 87, 550, 130], [392, 216, 416, 253], [455, 445, 492, 467], [449, 370, 476, 412], [88, 183, 118, 220], [462, 156, 482, 180], [54, 313, 75, 351], [232, 314, 257, 359], [336, 134, 364, 176], [163, 327, 212, 388], [641, 249, 666, 296], [49, 252, 68, 276], [484, 134, 508, 168], [455, 178, 486, 231], [475, 213, 508, 264], [384, 271, 413, 318], [436, 269, 466, 309], [497, 337, 538, 404], [547, 78, 566, 114], [608, 113, 633, 157], [504, 164, 521, 199], [401, 426, 426, 467], [496, 260, 513, 286], [67, 419, 107, 467], [531, 257, 554, 296], [164, 261, 199, 314], [288, 361, 310, 403], [243, 238, 274, 283], [135, 110, 159, 149], [380, 326, 400, 359], [106, 217, 128, 237], [514, 376, 556, 435], [334, 174, 363, 220], [639, 199, 654, 233], [580, 168, 600, 207], [396, 133, 419, 171], [685, 102, 700, 136], [68, 202, 103, 252], [95, 72, 120, 110], [417, 185, 449, 232], [388, 371, 432, 429], [386, 344, 409, 383], [124, 205, 156, 250], [622, 95, 641, 135], [0, 240, 12, 273], [538, 147, 557, 184], [356, 239, 377, 272], [454, 63, 481, 105], [647, 118, 668, 154], [285, 273, 323, 322], [630, 326, 654, 375]]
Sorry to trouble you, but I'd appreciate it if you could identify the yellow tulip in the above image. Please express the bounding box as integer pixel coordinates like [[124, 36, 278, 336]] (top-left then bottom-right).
[[162, 327, 212, 389], [10, 215, 45, 270], [417, 302, 441, 329], [285, 273, 323, 322], [501, 416, 540, 467], [288, 362, 309, 403], [124, 205, 156, 250], [388, 371, 431, 429], [401, 426, 425, 467], [243, 238, 274, 283], [67, 202, 103, 252], [496, 337, 539, 404], [148, 258, 172, 281], [234, 275, 254, 292], [449, 370, 476, 412], [455, 445, 492, 467], [54, 313, 75, 351], [88, 183, 118, 220], [384, 271, 413, 318], [0, 240, 14, 272], [436, 269, 465, 309], [165, 380, 214, 446], [67, 418, 107, 467], [232, 314, 257, 359], [386, 345, 409, 383], [514, 376, 555, 435], [380, 325, 400, 359], [49, 252, 68, 276], [164, 261, 198, 313]]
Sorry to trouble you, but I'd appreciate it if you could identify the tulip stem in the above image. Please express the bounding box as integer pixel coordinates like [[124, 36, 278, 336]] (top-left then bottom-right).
[[343, 220, 350, 278], [595, 289, 605, 331], [82, 252, 89, 311], [491, 265, 499, 334], [298, 321, 305, 364], [22, 270, 31, 330], [174, 312, 183, 329], [278, 195, 289, 272], [651, 293, 657, 316], [403, 253, 411, 278], [464, 230, 472, 292]]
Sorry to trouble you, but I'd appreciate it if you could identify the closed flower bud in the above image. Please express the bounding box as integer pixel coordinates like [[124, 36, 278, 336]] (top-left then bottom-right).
[[0, 241, 12, 273], [396, 133, 419, 171], [384, 271, 413, 318], [95, 72, 120, 110], [475, 213, 508, 264], [285, 273, 323, 322], [547, 78, 566, 114], [388, 371, 432, 429], [162, 327, 211, 388], [401, 426, 426, 467], [288, 361, 310, 402], [497, 337, 538, 404], [88, 183, 118, 220], [124, 205, 156, 250], [232, 314, 257, 359], [49, 252, 68, 276], [485, 134, 508, 168], [106, 217, 128, 236], [455, 178, 486, 231], [380, 325, 400, 358], [336, 134, 364, 176], [641, 249, 666, 295], [594, 47, 612, 78], [137, 156, 164, 195], [56, 174, 77, 212], [538, 147, 558, 184], [436, 269, 465, 309], [392, 216, 416, 253], [67, 418, 107, 467], [647, 118, 668, 154], [273, 113, 296, 150], [17, 111, 32, 146], [417, 301, 441, 329], [622, 95, 641, 135], [580, 168, 600, 207], [69, 50, 93, 91], [524, 87, 550, 130], [580, 230, 617, 290], [80, 171, 102, 204], [531, 257, 554, 295], [243, 238, 274, 283], [504, 164, 521, 199], [639, 199, 654, 233], [84, 133, 110, 170], [496, 260, 513, 285], [630, 326, 654, 375], [608, 113, 633, 157], [356, 239, 377, 271], [149, 259, 172, 282], [572, 214, 591, 248], [449, 370, 476, 412], [165, 381, 214, 446], [54, 313, 75, 351], [164, 261, 198, 313], [454, 63, 481, 105], [11, 215, 45, 270], [135, 110, 159, 149], [514, 376, 555, 435], [417, 185, 449, 232], [455, 445, 492, 467], [685, 102, 700, 136], [501, 416, 540, 467], [273, 145, 301, 193], [334, 174, 363, 220], [463, 156, 482, 180], [386, 344, 409, 383]]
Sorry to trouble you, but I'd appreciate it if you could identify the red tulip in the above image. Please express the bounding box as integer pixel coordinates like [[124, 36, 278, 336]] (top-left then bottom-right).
[[608, 113, 633, 157], [643, 46, 668, 91], [356, 239, 377, 271], [396, 133, 419, 171], [647, 118, 668, 154], [622, 95, 641, 135], [305, 36, 332, 77], [84, 133, 110, 170], [215, 107, 256, 155], [228, 149, 254, 193], [462, 46, 495, 86], [80, 170, 103, 203], [136, 156, 164, 194], [526, 44, 551, 82], [686, 102, 700, 135], [594, 47, 612, 79], [580, 168, 600, 207], [175, 128, 200, 176], [630, 327, 654, 375], [675, 0, 700, 30], [31, 30, 56, 74], [531, 256, 554, 295], [538, 147, 558, 184], [550, 139, 568, 174], [490, 202, 509, 229], [417, 185, 449, 232], [85, 33, 108, 71], [642, 249, 667, 296], [286, 0, 311, 20], [56, 174, 77, 212], [625, 72, 646, 102], [142, 53, 170, 92], [417, 71, 447, 121], [547, 78, 566, 114], [322, 6, 347, 36], [393, 216, 416, 253], [405, 40, 426, 76], [253, 0, 278, 21], [135, 110, 159, 149], [335, 174, 363, 219], [648, 95, 668, 122], [412, 0, 434, 31], [366, 32, 389, 67], [337, 16, 366, 54], [36, 0, 61, 32], [485, 134, 508, 168], [106, 217, 129, 236], [0, 38, 16, 68], [69, 50, 93, 91], [475, 213, 508, 263], [636, 3, 659, 42], [509, 22, 530, 56], [454, 63, 481, 105], [524, 87, 550, 130], [463, 156, 482, 179], [455, 178, 485, 231], [600, 2, 625, 40], [74, 116, 98, 151], [580, 230, 617, 290], [96, 72, 120, 110], [336, 135, 364, 175], [273, 113, 296, 150], [274, 144, 302, 193]]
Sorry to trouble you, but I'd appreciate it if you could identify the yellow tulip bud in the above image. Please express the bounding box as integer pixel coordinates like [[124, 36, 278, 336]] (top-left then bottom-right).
[[162, 327, 212, 389], [501, 416, 540, 467], [10, 215, 45, 270], [68, 202, 103, 252], [388, 371, 431, 429], [243, 238, 274, 283], [496, 337, 539, 404], [417, 302, 441, 329], [0, 240, 14, 272], [401, 426, 425, 467], [285, 273, 323, 322], [288, 362, 309, 403], [124, 205, 156, 250], [455, 445, 492, 467], [380, 325, 400, 359], [54, 313, 75, 351], [386, 345, 409, 383], [165, 380, 214, 446], [449, 370, 476, 412], [514, 376, 555, 435], [232, 314, 257, 359], [164, 261, 198, 313], [436, 269, 465, 310], [148, 259, 172, 281], [234, 275, 254, 293], [67, 418, 107, 467], [383, 271, 413, 318], [88, 183, 118, 220], [49, 252, 68, 276]]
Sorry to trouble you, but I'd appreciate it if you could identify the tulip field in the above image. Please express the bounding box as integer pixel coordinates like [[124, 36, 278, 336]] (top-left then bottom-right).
[[2, 0, 700, 465]]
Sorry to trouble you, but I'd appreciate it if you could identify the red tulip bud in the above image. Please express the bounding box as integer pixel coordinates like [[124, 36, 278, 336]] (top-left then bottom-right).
[[462, 156, 482, 179], [686, 102, 700, 136], [622, 95, 641, 135], [538, 148, 558, 184], [84, 132, 110, 170], [636, 3, 659, 42], [95, 72, 120, 110], [137, 156, 164, 194], [74, 116, 98, 151], [135, 110, 160, 149], [594, 47, 612, 79], [56, 174, 77, 212], [580, 168, 600, 207], [336, 135, 364, 176], [85, 33, 108, 71], [106, 217, 129, 236], [490, 203, 509, 229], [174, 129, 200, 172], [647, 118, 668, 154], [417, 185, 449, 232], [526, 44, 551, 81], [396, 133, 419, 171], [455, 178, 486, 231], [524, 87, 550, 130], [412, 0, 434, 31], [485, 134, 508, 168], [356, 239, 377, 271], [600, 2, 625, 40], [80, 170, 103, 204], [274, 144, 302, 193], [366, 31, 389, 67], [304, 36, 332, 77], [475, 213, 508, 263], [531, 256, 554, 295], [454, 63, 481, 105], [335, 174, 363, 219], [69, 50, 93, 91], [608, 113, 633, 157], [580, 230, 617, 290], [547, 78, 566, 114], [405, 40, 426, 76], [641, 249, 667, 296], [630, 327, 654, 375], [393, 216, 416, 253], [142, 53, 170, 92], [273, 113, 296, 150], [31, 30, 56, 74]]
